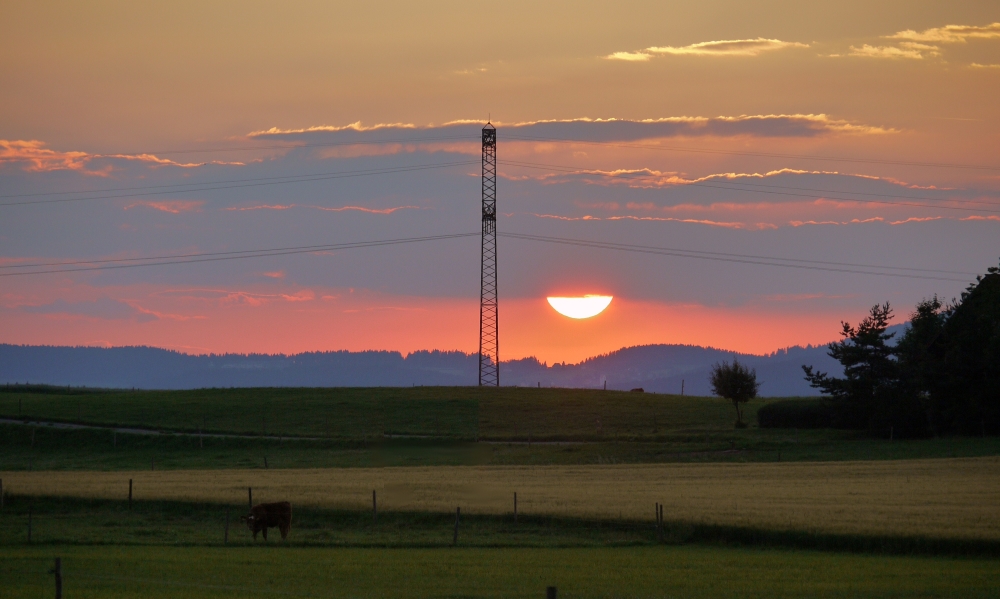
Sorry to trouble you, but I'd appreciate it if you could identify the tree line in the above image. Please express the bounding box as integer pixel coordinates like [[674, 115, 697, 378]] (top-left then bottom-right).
[[800, 261, 999, 438]]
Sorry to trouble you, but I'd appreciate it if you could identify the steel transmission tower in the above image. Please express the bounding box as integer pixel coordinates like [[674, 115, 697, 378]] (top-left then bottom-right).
[[479, 123, 499, 386]]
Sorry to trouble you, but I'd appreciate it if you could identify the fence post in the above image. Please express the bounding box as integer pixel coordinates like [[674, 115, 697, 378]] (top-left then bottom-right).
[[50, 557, 62, 599], [248, 487, 252, 510], [372, 490, 377, 524], [225, 508, 230, 544], [546, 586, 557, 599], [513, 492, 517, 524], [453, 507, 460, 545]]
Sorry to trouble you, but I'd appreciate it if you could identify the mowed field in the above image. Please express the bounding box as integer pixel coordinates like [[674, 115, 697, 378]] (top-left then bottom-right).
[[4, 457, 999, 541]]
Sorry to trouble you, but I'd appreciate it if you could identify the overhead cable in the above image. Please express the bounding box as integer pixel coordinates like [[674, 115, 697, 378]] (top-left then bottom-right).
[[0, 160, 478, 206], [0, 233, 478, 277]]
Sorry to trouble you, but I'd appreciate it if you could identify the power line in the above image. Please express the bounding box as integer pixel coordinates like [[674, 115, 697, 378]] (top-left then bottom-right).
[[0, 160, 478, 207], [499, 159, 1000, 214], [497, 232, 974, 282], [0, 233, 478, 277], [503, 134, 1000, 172], [3, 228, 975, 282]]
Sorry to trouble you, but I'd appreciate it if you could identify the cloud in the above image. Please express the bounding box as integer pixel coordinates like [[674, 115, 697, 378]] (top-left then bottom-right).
[[841, 23, 1000, 61], [887, 23, 1000, 44], [970, 63, 1000, 68], [248, 115, 892, 150], [847, 43, 937, 59], [605, 51, 652, 61], [153, 287, 316, 307], [0, 139, 237, 174], [647, 38, 808, 56], [124, 200, 204, 214], [224, 204, 422, 214]]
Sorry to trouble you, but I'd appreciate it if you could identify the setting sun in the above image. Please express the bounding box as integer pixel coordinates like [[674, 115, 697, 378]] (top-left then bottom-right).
[[546, 295, 613, 319]]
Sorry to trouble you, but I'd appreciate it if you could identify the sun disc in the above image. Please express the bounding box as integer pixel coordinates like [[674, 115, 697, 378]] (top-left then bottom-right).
[[546, 295, 613, 319]]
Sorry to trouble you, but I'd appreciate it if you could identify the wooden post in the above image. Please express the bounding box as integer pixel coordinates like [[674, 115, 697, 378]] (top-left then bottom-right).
[[513, 492, 517, 524], [659, 503, 664, 541], [128, 479, 133, 510], [453, 507, 460, 545], [681, 380, 685, 396], [655, 503, 661, 542], [603, 380, 606, 390], [51, 557, 62, 599], [546, 586, 557, 599], [372, 490, 377, 524], [224, 508, 230, 544], [248, 487, 253, 510]]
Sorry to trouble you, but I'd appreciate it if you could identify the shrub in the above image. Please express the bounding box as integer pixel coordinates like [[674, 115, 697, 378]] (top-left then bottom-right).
[[757, 399, 835, 429]]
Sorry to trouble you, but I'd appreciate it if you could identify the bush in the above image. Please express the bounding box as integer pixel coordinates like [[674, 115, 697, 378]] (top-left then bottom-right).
[[757, 399, 835, 429]]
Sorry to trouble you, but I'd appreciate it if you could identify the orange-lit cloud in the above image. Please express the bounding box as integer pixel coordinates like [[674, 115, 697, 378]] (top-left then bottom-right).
[[0, 139, 235, 174], [847, 43, 939, 60], [224, 204, 422, 214], [606, 38, 807, 61], [887, 22, 1000, 43]]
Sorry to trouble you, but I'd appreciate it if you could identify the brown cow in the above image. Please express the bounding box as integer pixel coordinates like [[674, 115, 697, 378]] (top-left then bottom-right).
[[241, 501, 292, 541]]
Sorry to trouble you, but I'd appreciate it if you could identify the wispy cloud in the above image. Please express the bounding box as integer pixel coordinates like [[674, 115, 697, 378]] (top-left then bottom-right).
[[153, 287, 316, 307], [648, 38, 808, 56], [0, 139, 238, 174], [848, 43, 939, 60], [124, 200, 204, 214], [224, 204, 422, 214], [606, 38, 807, 61], [887, 23, 1000, 43], [842, 23, 1000, 61], [249, 115, 893, 150], [970, 62, 1000, 68]]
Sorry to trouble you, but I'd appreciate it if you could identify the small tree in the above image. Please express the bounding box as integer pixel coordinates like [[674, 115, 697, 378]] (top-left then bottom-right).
[[710, 360, 760, 428]]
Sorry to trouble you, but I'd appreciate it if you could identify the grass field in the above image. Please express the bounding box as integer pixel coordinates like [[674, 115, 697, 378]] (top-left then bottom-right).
[[4, 457, 999, 541], [3, 545, 998, 598], [4, 386, 1000, 470], [0, 386, 753, 440], [5, 422, 1000, 471]]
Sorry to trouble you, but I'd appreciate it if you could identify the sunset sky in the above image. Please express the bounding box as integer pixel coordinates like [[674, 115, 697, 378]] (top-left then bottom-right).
[[2, 2, 999, 363]]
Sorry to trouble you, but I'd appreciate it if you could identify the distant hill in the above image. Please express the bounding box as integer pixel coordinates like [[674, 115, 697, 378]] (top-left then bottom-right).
[[0, 328, 913, 395]]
